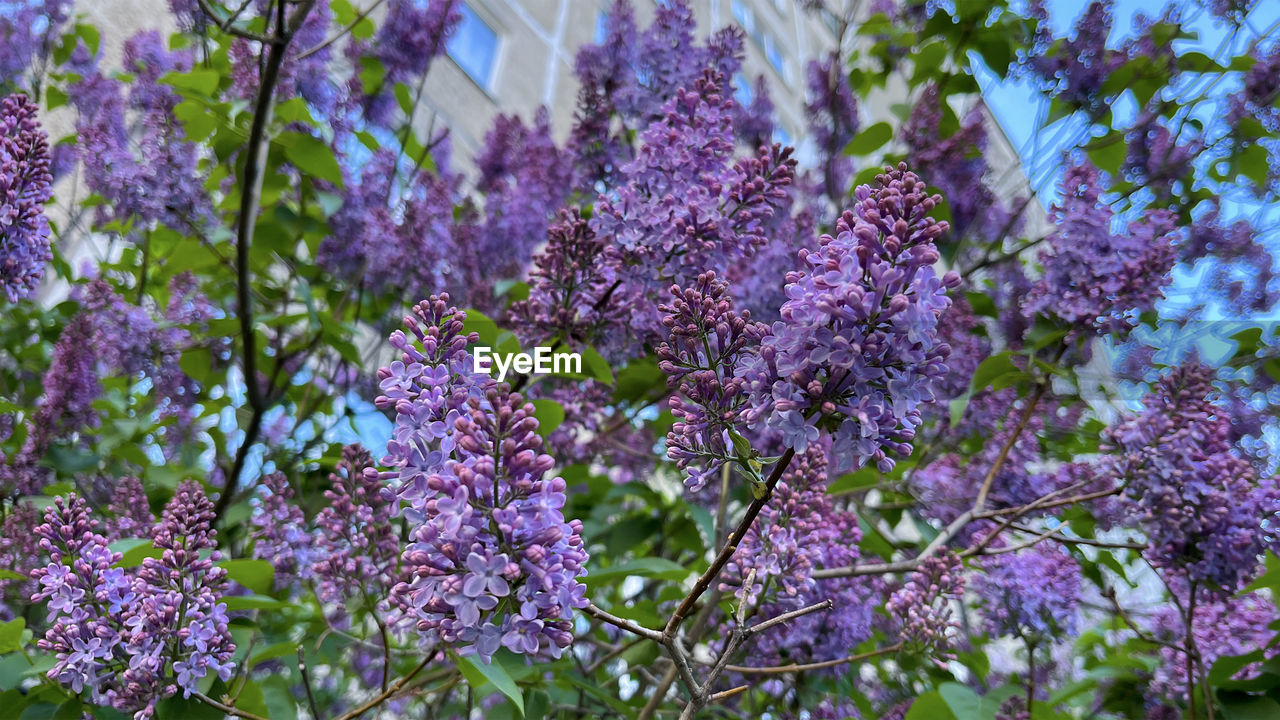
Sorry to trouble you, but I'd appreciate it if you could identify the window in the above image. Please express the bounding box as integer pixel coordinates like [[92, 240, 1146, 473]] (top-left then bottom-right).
[[594, 10, 608, 44], [763, 35, 789, 81], [733, 72, 753, 108], [447, 4, 499, 90], [732, 1, 756, 37]]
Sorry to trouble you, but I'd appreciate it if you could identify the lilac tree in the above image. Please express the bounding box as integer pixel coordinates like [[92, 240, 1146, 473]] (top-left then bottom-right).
[[0, 0, 1278, 718]]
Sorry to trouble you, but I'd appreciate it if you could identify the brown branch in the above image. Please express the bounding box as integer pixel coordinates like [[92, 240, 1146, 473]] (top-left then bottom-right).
[[663, 447, 796, 638], [333, 657, 435, 720], [719, 641, 905, 676], [297, 0, 389, 59], [193, 692, 270, 720], [583, 603, 663, 642], [213, 0, 316, 525]]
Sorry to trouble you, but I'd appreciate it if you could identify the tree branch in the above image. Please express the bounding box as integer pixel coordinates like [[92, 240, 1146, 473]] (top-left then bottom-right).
[[214, 0, 316, 525]]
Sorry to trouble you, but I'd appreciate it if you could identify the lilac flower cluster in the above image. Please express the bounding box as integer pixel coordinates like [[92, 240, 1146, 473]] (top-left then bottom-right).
[[320, 147, 460, 303], [312, 445, 404, 612], [1122, 118, 1200, 199], [509, 209, 628, 354], [375, 296, 587, 660], [376, 295, 493, 505], [1024, 0, 1124, 117], [885, 552, 964, 657], [0, 501, 42, 617], [995, 697, 1031, 720], [658, 272, 768, 490], [249, 472, 315, 589], [805, 53, 859, 201], [228, 0, 335, 117], [0, 0, 72, 84], [973, 543, 1081, 639], [734, 75, 775, 150], [473, 110, 573, 286], [1022, 161, 1177, 333], [0, 282, 148, 493], [107, 476, 156, 540], [359, 0, 461, 126], [69, 31, 210, 234], [1230, 41, 1280, 133], [903, 88, 1013, 244], [391, 387, 588, 661], [1181, 205, 1278, 314], [570, 1, 747, 187], [1146, 593, 1277, 710], [744, 165, 960, 472], [590, 70, 795, 345], [1107, 362, 1280, 593], [720, 445, 877, 666], [1, 93, 53, 302], [914, 391, 1059, 528], [533, 380, 656, 486], [33, 484, 233, 719]]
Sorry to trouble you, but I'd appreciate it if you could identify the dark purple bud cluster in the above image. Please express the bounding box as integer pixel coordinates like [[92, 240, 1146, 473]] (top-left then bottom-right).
[[657, 272, 768, 490], [0, 93, 52, 302]]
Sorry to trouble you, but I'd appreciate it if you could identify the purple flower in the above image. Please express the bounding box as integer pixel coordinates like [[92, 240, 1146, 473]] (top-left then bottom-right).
[[886, 552, 965, 658], [973, 543, 1081, 639], [388, 385, 588, 662], [1023, 160, 1176, 333], [657, 272, 769, 489], [0, 93, 53, 302], [744, 165, 960, 473], [32, 485, 234, 715]]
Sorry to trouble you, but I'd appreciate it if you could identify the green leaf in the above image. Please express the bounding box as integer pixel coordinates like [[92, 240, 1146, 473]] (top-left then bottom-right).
[[458, 655, 524, 716], [529, 399, 565, 438], [844, 121, 893, 156], [1086, 136, 1126, 176], [949, 392, 971, 428], [1238, 142, 1269, 188], [111, 539, 161, 568], [161, 69, 220, 96], [969, 351, 1024, 395], [1231, 327, 1264, 357], [904, 691, 956, 720], [614, 358, 664, 402], [583, 558, 689, 586], [279, 132, 344, 186], [582, 346, 614, 384], [223, 595, 291, 611], [233, 679, 270, 720], [217, 559, 275, 595], [461, 309, 499, 347], [261, 675, 299, 720], [0, 618, 25, 654], [1218, 691, 1280, 720], [156, 693, 225, 720], [827, 467, 880, 494]]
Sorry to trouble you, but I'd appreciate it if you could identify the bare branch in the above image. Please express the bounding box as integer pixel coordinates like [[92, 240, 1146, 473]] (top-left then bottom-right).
[[583, 603, 663, 642]]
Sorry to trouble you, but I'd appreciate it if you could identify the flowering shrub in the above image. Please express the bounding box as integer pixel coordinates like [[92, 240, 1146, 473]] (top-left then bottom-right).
[[0, 1, 1278, 719]]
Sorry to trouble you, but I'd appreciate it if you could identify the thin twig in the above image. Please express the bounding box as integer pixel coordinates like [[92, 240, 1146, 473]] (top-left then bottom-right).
[[297, 647, 321, 720], [583, 603, 664, 641], [333, 657, 435, 720], [663, 448, 797, 638], [193, 692, 270, 720], [718, 641, 905, 675]]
